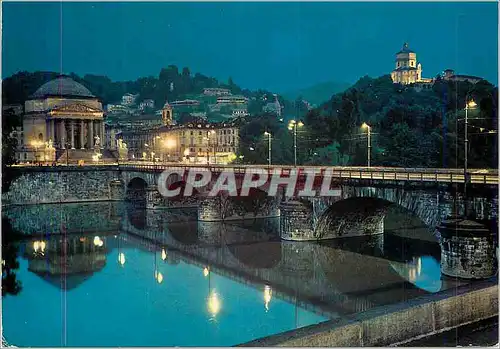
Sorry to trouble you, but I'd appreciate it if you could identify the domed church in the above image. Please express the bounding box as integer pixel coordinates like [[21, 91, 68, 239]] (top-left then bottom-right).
[[19, 75, 112, 163]]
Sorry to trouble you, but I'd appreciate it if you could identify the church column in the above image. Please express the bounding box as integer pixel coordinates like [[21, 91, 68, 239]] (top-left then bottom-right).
[[50, 119, 55, 143], [101, 121, 105, 149], [60, 120, 66, 149], [80, 120, 85, 149], [70, 120, 75, 149], [88, 120, 94, 149]]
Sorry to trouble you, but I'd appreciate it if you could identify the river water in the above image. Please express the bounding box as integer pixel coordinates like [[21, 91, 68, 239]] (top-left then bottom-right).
[[1, 202, 469, 347]]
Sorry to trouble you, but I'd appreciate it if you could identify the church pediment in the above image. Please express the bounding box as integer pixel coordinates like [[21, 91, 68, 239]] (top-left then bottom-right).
[[49, 103, 103, 114]]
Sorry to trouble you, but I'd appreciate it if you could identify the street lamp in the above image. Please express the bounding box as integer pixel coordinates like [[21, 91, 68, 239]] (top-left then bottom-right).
[[288, 120, 304, 166], [264, 131, 272, 166], [361, 122, 372, 167], [464, 97, 478, 218]]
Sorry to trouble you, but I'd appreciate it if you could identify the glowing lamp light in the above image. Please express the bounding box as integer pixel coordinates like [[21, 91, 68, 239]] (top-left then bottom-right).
[[467, 99, 477, 109], [161, 249, 167, 261], [39, 241, 46, 252], [183, 148, 190, 156], [361, 122, 371, 129], [264, 131, 271, 136], [164, 138, 177, 149], [118, 252, 126, 266], [33, 241, 40, 252], [203, 267, 210, 277], [207, 291, 221, 317], [297, 121, 304, 127], [93, 236, 104, 247]]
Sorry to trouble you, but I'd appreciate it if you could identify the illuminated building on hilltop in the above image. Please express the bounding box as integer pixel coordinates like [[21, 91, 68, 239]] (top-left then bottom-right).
[[390, 43, 432, 85]]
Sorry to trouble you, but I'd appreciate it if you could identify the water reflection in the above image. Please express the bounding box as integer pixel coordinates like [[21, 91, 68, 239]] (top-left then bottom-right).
[[389, 256, 442, 293], [1, 201, 476, 347], [264, 285, 272, 312], [2, 217, 22, 296], [24, 234, 108, 290]]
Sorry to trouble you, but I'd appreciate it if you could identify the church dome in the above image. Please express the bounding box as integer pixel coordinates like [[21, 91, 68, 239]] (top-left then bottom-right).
[[32, 76, 95, 98]]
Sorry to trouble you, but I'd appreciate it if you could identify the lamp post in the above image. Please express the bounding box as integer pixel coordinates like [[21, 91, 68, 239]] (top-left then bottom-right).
[[361, 123, 372, 167], [463, 97, 477, 218], [264, 131, 272, 166], [288, 120, 304, 167], [209, 130, 216, 165]]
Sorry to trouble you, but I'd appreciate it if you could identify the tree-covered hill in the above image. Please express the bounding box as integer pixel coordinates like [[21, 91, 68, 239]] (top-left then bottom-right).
[[304, 75, 498, 168], [2, 68, 244, 107], [2, 68, 302, 119], [282, 80, 350, 106], [237, 74, 497, 168]]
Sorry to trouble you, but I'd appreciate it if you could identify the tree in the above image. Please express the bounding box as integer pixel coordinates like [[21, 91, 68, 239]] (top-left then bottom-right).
[[2, 108, 21, 192]]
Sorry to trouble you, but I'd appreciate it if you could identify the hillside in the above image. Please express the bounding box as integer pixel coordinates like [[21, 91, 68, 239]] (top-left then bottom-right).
[[2, 69, 304, 122], [282, 81, 350, 106], [304, 75, 498, 168]]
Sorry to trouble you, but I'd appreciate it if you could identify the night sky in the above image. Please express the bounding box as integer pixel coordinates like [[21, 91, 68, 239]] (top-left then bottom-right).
[[2, 2, 498, 92]]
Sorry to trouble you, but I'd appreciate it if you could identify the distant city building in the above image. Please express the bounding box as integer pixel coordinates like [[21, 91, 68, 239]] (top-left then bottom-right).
[[390, 43, 432, 85], [263, 94, 282, 117], [216, 95, 249, 105], [442, 69, 483, 84], [106, 104, 133, 114], [232, 109, 248, 117], [203, 88, 232, 96], [3, 104, 24, 115], [138, 99, 155, 111], [121, 121, 240, 164], [169, 99, 201, 108], [121, 93, 138, 106]]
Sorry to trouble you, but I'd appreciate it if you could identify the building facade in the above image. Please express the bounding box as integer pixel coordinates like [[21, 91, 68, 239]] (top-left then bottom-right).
[[18, 76, 107, 163], [216, 95, 249, 105], [121, 121, 240, 164], [122, 93, 138, 106], [390, 43, 432, 85], [442, 69, 483, 84], [203, 88, 231, 96], [138, 99, 155, 111]]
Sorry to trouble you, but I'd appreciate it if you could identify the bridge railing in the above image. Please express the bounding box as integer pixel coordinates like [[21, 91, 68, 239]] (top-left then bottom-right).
[[116, 163, 498, 185], [9, 163, 499, 185]]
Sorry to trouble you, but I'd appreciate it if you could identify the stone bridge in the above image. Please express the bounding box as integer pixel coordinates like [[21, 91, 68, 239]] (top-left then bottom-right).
[[3, 165, 498, 242]]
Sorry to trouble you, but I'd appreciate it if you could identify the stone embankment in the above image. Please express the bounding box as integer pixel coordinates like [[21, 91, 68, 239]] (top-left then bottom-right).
[[240, 280, 498, 347]]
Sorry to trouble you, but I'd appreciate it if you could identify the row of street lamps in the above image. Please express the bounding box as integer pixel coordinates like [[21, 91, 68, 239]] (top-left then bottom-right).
[[263, 120, 373, 167]]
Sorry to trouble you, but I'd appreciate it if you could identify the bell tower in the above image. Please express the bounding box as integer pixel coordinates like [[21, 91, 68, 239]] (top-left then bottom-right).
[[162, 102, 173, 126]]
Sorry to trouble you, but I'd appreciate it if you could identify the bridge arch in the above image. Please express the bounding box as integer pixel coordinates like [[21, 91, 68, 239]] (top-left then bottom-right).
[[314, 197, 389, 239], [340, 186, 447, 230], [126, 177, 149, 205]]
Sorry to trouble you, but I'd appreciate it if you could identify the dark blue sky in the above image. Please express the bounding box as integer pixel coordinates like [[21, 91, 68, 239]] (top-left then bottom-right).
[[2, 2, 498, 92]]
